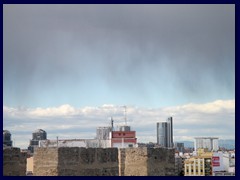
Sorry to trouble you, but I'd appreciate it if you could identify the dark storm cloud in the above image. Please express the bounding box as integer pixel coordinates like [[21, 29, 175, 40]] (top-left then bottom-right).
[[3, 4, 235, 106]]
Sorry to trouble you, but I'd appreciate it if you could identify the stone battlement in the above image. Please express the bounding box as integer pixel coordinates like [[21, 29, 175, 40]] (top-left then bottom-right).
[[33, 147, 175, 176], [4, 147, 175, 176], [34, 147, 119, 176], [3, 147, 27, 176]]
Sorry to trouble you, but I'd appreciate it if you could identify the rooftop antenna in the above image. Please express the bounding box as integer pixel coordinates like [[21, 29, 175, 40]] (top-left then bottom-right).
[[123, 106, 127, 125], [111, 117, 114, 131]]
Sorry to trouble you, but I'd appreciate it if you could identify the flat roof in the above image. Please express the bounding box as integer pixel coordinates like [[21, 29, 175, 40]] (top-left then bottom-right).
[[194, 137, 219, 139]]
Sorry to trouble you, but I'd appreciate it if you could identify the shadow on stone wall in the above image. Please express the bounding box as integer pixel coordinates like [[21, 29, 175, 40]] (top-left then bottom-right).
[[146, 148, 175, 176], [118, 147, 175, 176], [3, 147, 27, 176], [57, 147, 119, 176], [34, 147, 119, 176], [33, 147, 175, 176]]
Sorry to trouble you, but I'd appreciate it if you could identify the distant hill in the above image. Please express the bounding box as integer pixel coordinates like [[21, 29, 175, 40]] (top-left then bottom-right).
[[175, 139, 235, 150], [175, 141, 194, 148], [218, 139, 235, 149]]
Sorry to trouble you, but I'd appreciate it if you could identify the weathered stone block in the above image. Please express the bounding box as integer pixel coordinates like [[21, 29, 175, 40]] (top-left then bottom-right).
[[3, 147, 27, 176]]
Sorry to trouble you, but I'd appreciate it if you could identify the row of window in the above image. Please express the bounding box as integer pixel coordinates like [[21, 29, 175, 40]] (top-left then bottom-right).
[[118, 133, 126, 136], [186, 169, 204, 173]]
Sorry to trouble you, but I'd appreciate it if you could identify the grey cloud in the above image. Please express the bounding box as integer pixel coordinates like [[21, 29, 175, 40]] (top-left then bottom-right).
[[3, 4, 234, 107]]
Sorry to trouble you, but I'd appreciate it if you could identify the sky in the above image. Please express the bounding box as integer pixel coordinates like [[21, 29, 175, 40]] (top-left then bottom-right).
[[3, 4, 235, 149]]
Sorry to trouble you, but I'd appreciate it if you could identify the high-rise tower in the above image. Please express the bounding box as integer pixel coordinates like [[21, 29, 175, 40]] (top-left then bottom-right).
[[157, 117, 173, 148], [167, 117, 173, 148]]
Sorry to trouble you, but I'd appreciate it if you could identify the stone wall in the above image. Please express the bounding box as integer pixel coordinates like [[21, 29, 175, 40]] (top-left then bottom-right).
[[33, 147, 119, 176], [33, 147, 175, 176], [3, 147, 27, 176], [19, 151, 28, 175], [119, 147, 175, 176], [33, 147, 59, 176]]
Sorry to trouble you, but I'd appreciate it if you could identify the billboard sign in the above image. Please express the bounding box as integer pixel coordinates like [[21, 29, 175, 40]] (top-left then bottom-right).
[[212, 156, 220, 166], [212, 152, 224, 172]]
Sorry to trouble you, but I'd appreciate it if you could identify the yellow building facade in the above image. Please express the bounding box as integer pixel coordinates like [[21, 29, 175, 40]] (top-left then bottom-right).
[[184, 151, 213, 176]]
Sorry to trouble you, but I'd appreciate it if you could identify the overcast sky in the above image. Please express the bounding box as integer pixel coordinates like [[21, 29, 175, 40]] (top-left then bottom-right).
[[3, 4, 235, 149]]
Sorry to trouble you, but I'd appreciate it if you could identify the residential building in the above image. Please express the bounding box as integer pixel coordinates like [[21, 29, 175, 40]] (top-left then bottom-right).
[[184, 152, 213, 176], [175, 155, 184, 176], [184, 150, 225, 176]]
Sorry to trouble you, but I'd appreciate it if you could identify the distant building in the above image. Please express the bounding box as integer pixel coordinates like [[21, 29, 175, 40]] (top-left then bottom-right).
[[184, 152, 212, 176], [39, 125, 137, 148], [3, 130, 13, 147], [111, 125, 137, 148], [175, 156, 184, 176], [184, 150, 225, 176], [39, 138, 111, 148], [222, 151, 235, 173], [174, 142, 184, 153], [28, 129, 47, 154], [137, 142, 157, 148], [194, 137, 219, 151], [96, 127, 112, 140], [157, 117, 173, 148]]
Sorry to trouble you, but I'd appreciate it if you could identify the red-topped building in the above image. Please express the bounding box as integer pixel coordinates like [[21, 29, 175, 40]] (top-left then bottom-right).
[[111, 125, 137, 148]]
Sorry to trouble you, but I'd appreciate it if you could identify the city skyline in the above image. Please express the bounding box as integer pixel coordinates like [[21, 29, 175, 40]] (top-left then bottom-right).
[[4, 99, 235, 149], [3, 4, 235, 149]]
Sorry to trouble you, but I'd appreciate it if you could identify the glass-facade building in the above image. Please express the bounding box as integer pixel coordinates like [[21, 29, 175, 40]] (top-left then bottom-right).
[[157, 117, 173, 148]]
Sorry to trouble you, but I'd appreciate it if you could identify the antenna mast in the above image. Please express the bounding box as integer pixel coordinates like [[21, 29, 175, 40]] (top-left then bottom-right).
[[111, 117, 114, 131], [123, 106, 127, 125]]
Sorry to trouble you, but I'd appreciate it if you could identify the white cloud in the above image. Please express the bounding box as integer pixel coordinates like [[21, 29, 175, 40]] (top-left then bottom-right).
[[3, 99, 235, 149]]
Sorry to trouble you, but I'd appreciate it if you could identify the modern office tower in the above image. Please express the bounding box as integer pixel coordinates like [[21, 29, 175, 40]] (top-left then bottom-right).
[[157, 122, 168, 147], [167, 117, 173, 148], [3, 130, 13, 147], [194, 137, 219, 152], [28, 129, 47, 153], [157, 117, 173, 148]]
